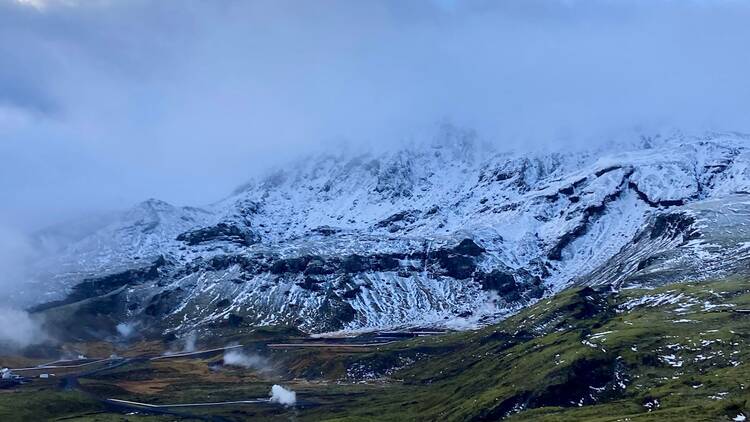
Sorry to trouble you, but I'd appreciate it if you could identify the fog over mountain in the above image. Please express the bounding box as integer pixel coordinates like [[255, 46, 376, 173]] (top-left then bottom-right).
[[2, 0, 750, 233]]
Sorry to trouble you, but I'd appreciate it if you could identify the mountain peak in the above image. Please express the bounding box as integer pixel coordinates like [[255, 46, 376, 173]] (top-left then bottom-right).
[[28, 131, 750, 335]]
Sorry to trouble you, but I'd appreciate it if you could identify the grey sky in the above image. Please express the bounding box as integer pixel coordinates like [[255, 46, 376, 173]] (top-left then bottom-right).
[[1, 0, 750, 231]]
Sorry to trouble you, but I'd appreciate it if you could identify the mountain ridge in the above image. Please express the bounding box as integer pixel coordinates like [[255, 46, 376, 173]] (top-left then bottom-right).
[[25, 129, 750, 338]]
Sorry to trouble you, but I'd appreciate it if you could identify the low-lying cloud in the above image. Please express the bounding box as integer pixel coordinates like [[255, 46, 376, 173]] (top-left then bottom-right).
[[0, 307, 46, 349], [0, 224, 48, 349], [2, 0, 750, 231], [0, 225, 34, 288]]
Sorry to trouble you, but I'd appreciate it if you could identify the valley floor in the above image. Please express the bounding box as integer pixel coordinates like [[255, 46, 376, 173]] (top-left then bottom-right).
[[3, 278, 750, 421]]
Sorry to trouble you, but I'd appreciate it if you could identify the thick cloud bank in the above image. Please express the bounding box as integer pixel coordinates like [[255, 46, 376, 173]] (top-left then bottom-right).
[[2, 0, 750, 230]]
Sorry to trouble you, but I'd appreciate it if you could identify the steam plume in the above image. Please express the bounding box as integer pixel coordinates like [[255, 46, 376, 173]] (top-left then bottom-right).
[[223, 350, 272, 372], [269, 384, 296, 406]]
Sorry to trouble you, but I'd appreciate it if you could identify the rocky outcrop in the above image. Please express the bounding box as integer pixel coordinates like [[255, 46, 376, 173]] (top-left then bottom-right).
[[476, 270, 545, 302], [31, 256, 167, 313], [176, 222, 258, 246]]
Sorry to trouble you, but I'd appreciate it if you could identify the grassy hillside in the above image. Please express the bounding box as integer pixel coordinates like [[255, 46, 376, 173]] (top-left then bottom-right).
[[281, 278, 750, 421], [3, 278, 750, 421]]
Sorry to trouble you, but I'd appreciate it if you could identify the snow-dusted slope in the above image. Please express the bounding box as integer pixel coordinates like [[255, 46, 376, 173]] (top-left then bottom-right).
[[24, 199, 214, 305], [29, 129, 750, 337]]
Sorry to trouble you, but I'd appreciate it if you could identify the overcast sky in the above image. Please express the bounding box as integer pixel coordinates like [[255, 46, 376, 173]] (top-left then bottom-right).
[[2, 0, 750, 231]]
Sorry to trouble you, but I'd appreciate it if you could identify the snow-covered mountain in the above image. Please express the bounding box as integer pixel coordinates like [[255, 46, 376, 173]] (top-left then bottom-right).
[[27, 128, 750, 338]]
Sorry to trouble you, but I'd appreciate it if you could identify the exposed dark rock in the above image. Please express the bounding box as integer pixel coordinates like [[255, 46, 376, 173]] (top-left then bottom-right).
[[650, 213, 699, 241], [342, 287, 361, 299], [341, 254, 367, 273], [434, 251, 476, 279], [558, 185, 575, 195], [423, 239, 490, 280], [73, 293, 120, 317], [0, 379, 22, 390], [144, 289, 180, 317], [311, 225, 340, 236], [572, 177, 588, 188], [374, 210, 420, 228], [206, 254, 267, 273], [371, 254, 401, 272], [138, 221, 159, 234], [548, 177, 630, 261], [477, 270, 517, 295], [31, 257, 167, 313], [425, 205, 441, 215], [529, 356, 622, 407], [595, 165, 622, 177], [471, 391, 532, 421], [176, 222, 258, 247], [268, 252, 407, 277], [304, 257, 334, 275], [547, 223, 587, 261], [475, 271, 545, 302], [628, 182, 688, 208], [564, 287, 612, 320], [317, 295, 357, 328], [659, 199, 686, 207], [453, 239, 485, 257], [270, 256, 312, 274], [473, 356, 624, 421], [225, 314, 244, 327], [374, 158, 414, 198], [637, 256, 659, 271], [489, 168, 515, 182], [628, 182, 659, 207], [297, 276, 326, 291], [526, 278, 545, 299]]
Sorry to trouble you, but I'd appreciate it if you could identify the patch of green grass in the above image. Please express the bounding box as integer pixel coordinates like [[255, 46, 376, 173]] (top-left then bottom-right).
[[273, 279, 750, 421], [7, 278, 750, 421], [0, 388, 104, 422]]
